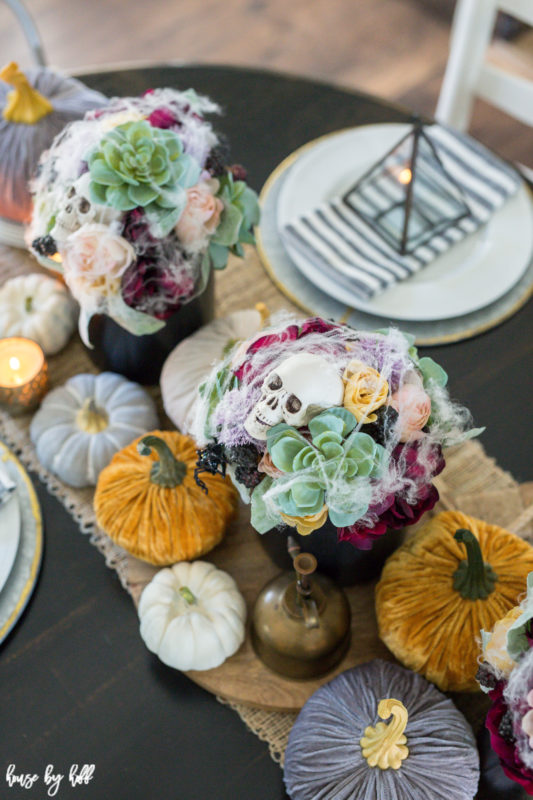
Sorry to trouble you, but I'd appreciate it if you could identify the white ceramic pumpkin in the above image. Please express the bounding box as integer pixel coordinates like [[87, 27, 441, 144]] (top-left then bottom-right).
[[30, 372, 158, 487], [0, 273, 77, 354], [139, 560, 246, 671], [160, 308, 263, 434]]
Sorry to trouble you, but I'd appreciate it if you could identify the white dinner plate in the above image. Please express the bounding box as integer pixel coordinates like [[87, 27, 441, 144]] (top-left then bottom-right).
[[277, 125, 533, 321], [0, 460, 21, 594]]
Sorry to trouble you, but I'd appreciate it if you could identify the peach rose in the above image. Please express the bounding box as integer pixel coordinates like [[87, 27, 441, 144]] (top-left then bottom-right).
[[389, 383, 431, 442], [280, 505, 329, 536], [62, 223, 134, 306], [258, 451, 283, 479], [176, 179, 223, 251], [343, 360, 389, 423]]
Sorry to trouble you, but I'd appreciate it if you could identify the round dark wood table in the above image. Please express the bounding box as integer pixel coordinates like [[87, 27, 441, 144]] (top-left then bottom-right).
[[0, 65, 531, 800]]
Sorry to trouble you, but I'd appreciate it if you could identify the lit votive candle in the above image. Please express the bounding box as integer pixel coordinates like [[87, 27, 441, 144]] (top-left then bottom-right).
[[0, 338, 48, 414]]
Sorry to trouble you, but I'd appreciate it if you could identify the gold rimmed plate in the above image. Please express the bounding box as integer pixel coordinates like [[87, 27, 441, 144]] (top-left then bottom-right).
[[255, 128, 533, 345], [0, 441, 43, 645]]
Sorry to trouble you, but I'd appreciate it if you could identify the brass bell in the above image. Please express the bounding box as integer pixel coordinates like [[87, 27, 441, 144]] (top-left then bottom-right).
[[251, 539, 351, 679]]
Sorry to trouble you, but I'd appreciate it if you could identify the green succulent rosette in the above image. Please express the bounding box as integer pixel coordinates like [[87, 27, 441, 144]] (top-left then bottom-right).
[[87, 120, 201, 236], [206, 172, 261, 271], [254, 407, 387, 530]]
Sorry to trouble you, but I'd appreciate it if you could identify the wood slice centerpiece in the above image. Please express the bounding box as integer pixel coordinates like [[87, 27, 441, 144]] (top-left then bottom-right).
[[126, 502, 393, 713]]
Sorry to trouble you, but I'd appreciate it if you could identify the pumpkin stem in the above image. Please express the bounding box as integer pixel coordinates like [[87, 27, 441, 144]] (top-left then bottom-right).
[[138, 434, 187, 488], [25, 296, 33, 313], [179, 586, 196, 605], [360, 698, 409, 770], [1, 61, 53, 124], [76, 397, 109, 433], [453, 529, 498, 600]]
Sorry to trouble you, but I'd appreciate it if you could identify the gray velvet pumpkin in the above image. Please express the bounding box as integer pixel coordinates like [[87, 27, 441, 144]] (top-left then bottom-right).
[[284, 659, 480, 800], [0, 63, 106, 224], [30, 372, 158, 488]]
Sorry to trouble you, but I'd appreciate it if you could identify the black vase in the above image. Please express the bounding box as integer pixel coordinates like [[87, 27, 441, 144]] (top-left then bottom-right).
[[85, 273, 214, 385], [258, 518, 404, 586]]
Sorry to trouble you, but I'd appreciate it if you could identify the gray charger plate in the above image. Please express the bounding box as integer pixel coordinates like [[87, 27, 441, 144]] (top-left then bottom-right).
[[0, 441, 43, 645], [256, 139, 533, 345]]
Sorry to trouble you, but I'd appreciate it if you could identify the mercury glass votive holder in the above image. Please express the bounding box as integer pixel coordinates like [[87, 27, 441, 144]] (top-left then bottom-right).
[[0, 337, 48, 415]]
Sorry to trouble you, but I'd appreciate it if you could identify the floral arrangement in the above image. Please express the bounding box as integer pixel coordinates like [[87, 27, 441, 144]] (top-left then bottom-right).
[[477, 573, 533, 795], [192, 316, 482, 548], [27, 88, 259, 343]]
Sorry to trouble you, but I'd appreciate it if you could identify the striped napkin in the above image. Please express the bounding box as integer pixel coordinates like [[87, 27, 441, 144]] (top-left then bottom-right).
[[281, 125, 521, 301]]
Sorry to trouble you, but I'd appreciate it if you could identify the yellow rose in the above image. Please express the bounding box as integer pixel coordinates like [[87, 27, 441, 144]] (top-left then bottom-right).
[[484, 605, 522, 677], [100, 110, 146, 131], [280, 505, 329, 536], [342, 360, 389, 423]]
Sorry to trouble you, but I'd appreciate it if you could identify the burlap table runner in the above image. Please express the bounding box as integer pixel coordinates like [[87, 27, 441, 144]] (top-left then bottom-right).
[[1, 244, 532, 765]]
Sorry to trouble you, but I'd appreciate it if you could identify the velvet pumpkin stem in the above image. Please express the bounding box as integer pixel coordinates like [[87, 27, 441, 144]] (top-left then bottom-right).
[[1, 61, 53, 124], [138, 435, 187, 488], [453, 528, 498, 600]]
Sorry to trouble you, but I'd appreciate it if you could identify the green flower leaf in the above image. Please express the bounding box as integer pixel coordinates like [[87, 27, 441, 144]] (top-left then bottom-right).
[[89, 157, 123, 187], [507, 573, 533, 660], [308, 407, 357, 440], [211, 203, 243, 247], [328, 508, 360, 527], [208, 242, 229, 270], [145, 202, 186, 238], [128, 183, 160, 206], [105, 186, 138, 211], [251, 477, 280, 534], [106, 292, 166, 337], [291, 482, 324, 511], [418, 356, 448, 388], [270, 433, 308, 473], [89, 180, 109, 205]]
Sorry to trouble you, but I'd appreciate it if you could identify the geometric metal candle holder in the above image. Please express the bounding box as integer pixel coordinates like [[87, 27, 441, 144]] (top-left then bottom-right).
[[343, 117, 472, 255]]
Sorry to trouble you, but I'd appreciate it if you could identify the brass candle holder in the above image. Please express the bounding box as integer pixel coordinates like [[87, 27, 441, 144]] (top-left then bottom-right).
[[251, 538, 351, 679], [0, 337, 48, 415]]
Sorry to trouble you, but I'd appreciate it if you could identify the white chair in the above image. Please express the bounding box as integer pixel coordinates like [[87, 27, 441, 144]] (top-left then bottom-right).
[[436, 0, 533, 131]]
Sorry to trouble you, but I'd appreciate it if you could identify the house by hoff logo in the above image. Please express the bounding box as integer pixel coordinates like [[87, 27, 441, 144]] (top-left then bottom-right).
[[6, 764, 95, 796]]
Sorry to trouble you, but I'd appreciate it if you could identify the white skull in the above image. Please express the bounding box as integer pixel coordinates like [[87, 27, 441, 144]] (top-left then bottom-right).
[[50, 173, 119, 243], [244, 353, 344, 440]]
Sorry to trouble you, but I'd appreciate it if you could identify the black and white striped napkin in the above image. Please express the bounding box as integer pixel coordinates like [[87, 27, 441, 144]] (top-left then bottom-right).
[[281, 125, 521, 301]]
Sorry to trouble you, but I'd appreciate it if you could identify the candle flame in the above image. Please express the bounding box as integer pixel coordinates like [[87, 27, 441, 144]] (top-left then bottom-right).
[[398, 168, 412, 185], [9, 356, 20, 371], [50, 252, 62, 263]]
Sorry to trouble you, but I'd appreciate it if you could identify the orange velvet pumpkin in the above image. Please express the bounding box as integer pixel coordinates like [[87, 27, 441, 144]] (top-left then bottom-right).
[[94, 430, 237, 565], [375, 511, 533, 692]]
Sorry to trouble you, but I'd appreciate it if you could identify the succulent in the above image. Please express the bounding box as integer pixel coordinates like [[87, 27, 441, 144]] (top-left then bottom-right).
[[266, 407, 387, 526], [207, 171, 260, 269], [87, 120, 201, 236]]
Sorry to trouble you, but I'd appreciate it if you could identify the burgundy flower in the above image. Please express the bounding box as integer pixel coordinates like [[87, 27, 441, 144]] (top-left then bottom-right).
[[234, 318, 341, 382], [338, 520, 388, 550], [229, 164, 248, 182], [378, 484, 440, 530], [120, 210, 195, 320], [147, 107, 180, 129], [234, 325, 300, 382], [122, 208, 157, 247], [486, 684, 533, 795], [338, 440, 445, 549], [300, 317, 340, 336]]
